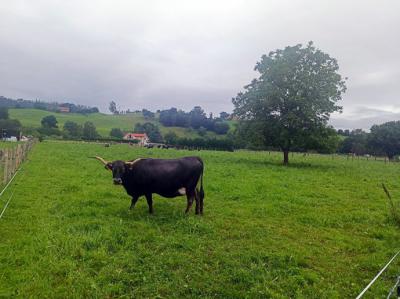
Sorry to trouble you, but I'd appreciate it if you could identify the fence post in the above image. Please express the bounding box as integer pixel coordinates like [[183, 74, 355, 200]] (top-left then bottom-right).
[[3, 148, 8, 184], [0, 149, 3, 184], [11, 148, 16, 179]]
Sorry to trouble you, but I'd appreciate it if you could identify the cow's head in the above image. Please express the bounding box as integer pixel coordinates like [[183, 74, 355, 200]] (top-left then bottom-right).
[[93, 156, 138, 185]]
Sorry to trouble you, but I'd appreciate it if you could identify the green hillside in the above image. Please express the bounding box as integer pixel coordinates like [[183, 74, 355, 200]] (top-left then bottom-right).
[[9, 109, 227, 139]]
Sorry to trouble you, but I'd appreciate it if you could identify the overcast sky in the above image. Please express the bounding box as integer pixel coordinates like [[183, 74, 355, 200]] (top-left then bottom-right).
[[0, 0, 399, 129]]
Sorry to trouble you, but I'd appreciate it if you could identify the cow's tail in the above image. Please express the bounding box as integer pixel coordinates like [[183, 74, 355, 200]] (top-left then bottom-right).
[[197, 158, 205, 201], [199, 169, 204, 201]]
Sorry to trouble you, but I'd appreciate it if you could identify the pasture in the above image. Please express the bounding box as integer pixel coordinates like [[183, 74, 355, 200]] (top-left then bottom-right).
[[1, 141, 400, 298]]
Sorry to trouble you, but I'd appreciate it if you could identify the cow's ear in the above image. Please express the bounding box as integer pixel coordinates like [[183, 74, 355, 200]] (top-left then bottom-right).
[[105, 162, 113, 171]]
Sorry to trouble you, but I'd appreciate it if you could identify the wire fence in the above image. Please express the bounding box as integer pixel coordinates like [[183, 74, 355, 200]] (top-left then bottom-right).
[[0, 139, 36, 185]]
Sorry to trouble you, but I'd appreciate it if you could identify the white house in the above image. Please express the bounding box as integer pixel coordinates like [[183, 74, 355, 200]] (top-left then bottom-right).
[[123, 133, 149, 146]]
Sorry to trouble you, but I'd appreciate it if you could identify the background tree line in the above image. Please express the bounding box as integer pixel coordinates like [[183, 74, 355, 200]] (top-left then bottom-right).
[[0, 96, 99, 114], [336, 122, 400, 159], [159, 106, 230, 135], [37, 115, 100, 140]]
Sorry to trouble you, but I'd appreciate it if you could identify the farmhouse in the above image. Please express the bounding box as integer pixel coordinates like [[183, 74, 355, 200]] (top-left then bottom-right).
[[58, 106, 70, 113], [123, 133, 149, 146]]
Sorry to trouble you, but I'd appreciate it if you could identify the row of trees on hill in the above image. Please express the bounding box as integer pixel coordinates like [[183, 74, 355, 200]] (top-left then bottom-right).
[[159, 107, 230, 134], [36, 115, 100, 140], [0, 96, 99, 114]]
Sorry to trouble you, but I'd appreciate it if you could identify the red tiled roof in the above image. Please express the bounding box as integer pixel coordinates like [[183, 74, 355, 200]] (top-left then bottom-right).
[[124, 133, 148, 138]]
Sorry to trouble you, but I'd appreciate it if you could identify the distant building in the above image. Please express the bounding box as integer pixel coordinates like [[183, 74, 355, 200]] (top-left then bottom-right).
[[123, 133, 149, 146], [58, 106, 70, 113]]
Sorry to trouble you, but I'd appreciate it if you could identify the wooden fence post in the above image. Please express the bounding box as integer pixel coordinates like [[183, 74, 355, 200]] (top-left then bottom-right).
[[0, 149, 3, 184], [3, 148, 9, 184], [11, 147, 16, 179]]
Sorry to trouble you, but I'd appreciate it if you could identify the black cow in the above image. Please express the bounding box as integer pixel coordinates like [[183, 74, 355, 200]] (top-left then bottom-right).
[[94, 156, 204, 214]]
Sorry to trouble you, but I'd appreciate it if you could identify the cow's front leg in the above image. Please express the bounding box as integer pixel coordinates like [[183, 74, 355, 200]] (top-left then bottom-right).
[[145, 193, 153, 214], [130, 196, 139, 210]]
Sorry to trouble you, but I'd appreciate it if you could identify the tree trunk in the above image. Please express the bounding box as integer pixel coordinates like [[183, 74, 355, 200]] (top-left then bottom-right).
[[283, 150, 289, 165]]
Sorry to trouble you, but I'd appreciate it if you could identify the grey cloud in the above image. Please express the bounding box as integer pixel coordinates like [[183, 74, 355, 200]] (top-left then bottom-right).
[[1, 0, 400, 129], [330, 107, 400, 130]]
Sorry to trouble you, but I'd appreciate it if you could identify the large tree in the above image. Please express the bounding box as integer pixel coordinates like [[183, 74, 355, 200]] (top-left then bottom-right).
[[109, 101, 118, 114], [233, 42, 346, 164], [63, 121, 82, 139], [369, 121, 400, 159], [0, 107, 9, 120], [110, 128, 124, 139], [41, 115, 58, 128], [82, 121, 99, 140], [0, 119, 21, 138], [189, 106, 207, 129]]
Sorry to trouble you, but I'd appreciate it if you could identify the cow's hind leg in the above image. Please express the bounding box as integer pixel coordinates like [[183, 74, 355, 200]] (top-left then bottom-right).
[[145, 193, 153, 214], [130, 196, 139, 210], [185, 191, 195, 214], [196, 189, 204, 215], [194, 190, 200, 215]]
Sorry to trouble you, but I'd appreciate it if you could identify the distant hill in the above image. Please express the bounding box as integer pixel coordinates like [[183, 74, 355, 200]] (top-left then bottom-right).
[[0, 96, 99, 114], [9, 108, 232, 139]]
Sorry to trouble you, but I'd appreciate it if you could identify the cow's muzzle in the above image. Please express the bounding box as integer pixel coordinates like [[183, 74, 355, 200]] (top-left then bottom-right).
[[113, 178, 122, 185]]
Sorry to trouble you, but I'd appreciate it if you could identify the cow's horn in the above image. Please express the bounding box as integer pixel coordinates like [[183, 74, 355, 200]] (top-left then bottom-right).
[[125, 158, 141, 165], [93, 156, 109, 165]]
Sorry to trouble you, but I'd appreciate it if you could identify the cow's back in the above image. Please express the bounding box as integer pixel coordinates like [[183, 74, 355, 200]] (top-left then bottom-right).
[[124, 157, 203, 197]]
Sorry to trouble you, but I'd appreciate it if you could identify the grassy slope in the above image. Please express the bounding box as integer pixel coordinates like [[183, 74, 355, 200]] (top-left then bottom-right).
[[1, 142, 400, 298], [9, 109, 224, 139]]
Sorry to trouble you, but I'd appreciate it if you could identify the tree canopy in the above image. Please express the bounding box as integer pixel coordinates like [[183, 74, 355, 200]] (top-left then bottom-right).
[[337, 129, 369, 155], [233, 42, 346, 164], [41, 115, 58, 128], [82, 121, 99, 140], [63, 121, 82, 139], [0, 119, 21, 138], [369, 121, 400, 159], [159, 106, 230, 135], [0, 107, 9, 120], [110, 128, 124, 139], [109, 101, 118, 114]]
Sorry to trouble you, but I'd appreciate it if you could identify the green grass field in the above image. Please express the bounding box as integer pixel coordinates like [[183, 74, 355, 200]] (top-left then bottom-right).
[[9, 109, 227, 139], [1, 141, 400, 298]]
